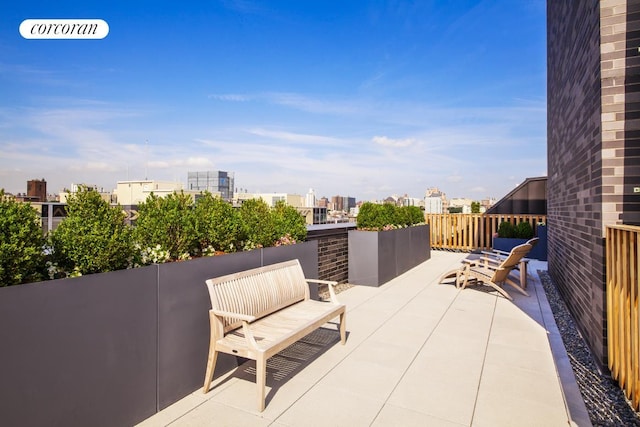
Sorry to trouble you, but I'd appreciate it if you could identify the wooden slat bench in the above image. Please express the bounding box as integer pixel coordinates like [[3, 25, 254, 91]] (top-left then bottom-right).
[[202, 259, 347, 411]]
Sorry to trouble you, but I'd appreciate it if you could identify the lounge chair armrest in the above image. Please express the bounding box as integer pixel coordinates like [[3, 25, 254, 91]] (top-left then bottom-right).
[[211, 309, 257, 323], [480, 250, 506, 259], [306, 278, 341, 305], [491, 249, 510, 256], [463, 257, 500, 267]]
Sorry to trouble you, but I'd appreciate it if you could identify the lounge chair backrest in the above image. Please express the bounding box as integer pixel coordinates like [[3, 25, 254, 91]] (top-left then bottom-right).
[[492, 243, 532, 283], [526, 237, 539, 248]]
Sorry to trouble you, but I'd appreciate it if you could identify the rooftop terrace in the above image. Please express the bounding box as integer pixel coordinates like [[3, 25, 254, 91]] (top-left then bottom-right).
[[137, 251, 589, 426]]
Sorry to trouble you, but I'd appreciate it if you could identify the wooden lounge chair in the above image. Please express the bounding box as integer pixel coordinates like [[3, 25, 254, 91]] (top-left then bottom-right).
[[439, 243, 532, 300], [481, 237, 539, 261], [481, 237, 539, 288]]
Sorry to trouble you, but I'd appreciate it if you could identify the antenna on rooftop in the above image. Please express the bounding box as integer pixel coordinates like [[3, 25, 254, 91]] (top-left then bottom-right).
[[144, 139, 149, 180]]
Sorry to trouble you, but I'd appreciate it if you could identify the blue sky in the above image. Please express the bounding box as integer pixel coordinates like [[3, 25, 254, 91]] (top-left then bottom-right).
[[0, 0, 546, 202]]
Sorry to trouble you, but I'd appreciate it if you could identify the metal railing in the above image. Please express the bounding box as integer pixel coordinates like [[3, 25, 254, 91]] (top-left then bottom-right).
[[424, 213, 547, 251], [606, 224, 640, 410]]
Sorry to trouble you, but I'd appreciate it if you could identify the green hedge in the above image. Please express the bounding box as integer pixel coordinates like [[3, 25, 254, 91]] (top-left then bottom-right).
[[497, 221, 534, 239], [357, 202, 425, 230], [0, 190, 46, 286], [0, 188, 308, 285]]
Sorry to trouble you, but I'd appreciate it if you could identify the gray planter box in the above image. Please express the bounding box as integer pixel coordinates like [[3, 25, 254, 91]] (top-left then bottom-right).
[[492, 229, 547, 261], [0, 240, 318, 427], [348, 224, 430, 287]]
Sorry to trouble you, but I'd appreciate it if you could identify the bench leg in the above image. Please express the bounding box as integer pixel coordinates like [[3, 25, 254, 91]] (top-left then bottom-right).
[[202, 347, 218, 393], [339, 312, 347, 345], [257, 354, 267, 412]]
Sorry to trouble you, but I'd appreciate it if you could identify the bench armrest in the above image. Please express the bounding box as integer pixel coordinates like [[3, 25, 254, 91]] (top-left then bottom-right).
[[211, 309, 257, 323], [211, 310, 262, 350], [241, 321, 262, 350], [306, 278, 341, 305]]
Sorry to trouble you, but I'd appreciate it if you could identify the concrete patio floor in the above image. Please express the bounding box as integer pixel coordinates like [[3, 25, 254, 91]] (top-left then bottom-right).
[[137, 251, 591, 427]]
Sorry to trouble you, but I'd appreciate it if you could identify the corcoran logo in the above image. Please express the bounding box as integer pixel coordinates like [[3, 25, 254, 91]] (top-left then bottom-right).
[[20, 19, 109, 39]]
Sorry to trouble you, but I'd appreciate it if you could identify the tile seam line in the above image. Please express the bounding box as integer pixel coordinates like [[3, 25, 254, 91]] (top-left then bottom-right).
[[468, 292, 498, 427], [369, 285, 464, 426]]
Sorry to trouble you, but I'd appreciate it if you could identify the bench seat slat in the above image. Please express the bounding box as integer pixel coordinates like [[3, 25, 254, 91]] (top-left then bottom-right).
[[216, 300, 344, 356]]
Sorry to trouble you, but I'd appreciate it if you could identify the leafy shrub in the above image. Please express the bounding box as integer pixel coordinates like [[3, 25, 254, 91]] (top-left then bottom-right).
[[271, 201, 307, 243], [133, 192, 197, 262], [238, 198, 275, 249], [49, 187, 133, 276], [0, 190, 46, 286], [497, 221, 515, 238], [357, 202, 424, 230], [355, 202, 378, 229], [399, 206, 424, 226], [193, 192, 240, 253], [515, 221, 534, 239]]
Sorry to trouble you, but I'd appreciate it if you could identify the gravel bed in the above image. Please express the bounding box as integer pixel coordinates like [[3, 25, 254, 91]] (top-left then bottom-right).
[[539, 270, 640, 426]]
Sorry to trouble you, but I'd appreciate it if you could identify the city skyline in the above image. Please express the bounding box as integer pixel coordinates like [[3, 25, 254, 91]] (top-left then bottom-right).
[[0, 1, 546, 201]]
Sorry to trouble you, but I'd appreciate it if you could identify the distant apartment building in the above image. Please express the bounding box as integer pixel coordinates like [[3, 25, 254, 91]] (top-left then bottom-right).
[[114, 180, 199, 205], [233, 192, 304, 208], [424, 194, 443, 214], [480, 197, 496, 211], [296, 206, 328, 225], [59, 183, 112, 204], [187, 171, 234, 201], [331, 195, 355, 212], [27, 179, 47, 202], [305, 188, 316, 207], [317, 197, 329, 208], [402, 197, 424, 208]]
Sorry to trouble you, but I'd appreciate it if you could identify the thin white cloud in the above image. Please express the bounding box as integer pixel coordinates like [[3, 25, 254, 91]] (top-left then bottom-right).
[[469, 186, 487, 194], [372, 135, 415, 148], [208, 94, 252, 102], [248, 128, 342, 145]]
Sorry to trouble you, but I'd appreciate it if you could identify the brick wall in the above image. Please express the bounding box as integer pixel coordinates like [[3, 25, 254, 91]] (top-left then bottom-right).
[[547, 0, 606, 368], [622, 2, 640, 225], [547, 0, 639, 369], [306, 224, 355, 283]]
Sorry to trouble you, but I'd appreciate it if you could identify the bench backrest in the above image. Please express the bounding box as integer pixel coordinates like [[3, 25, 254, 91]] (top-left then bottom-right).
[[205, 259, 310, 333]]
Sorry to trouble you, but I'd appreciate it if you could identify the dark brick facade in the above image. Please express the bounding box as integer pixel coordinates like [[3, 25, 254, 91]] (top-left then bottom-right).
[[547, 0, 640, 369], [306, 224, 355, 283]]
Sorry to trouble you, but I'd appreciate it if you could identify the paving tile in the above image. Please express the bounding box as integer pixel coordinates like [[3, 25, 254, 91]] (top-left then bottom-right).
[[136, 393, 209, 427], [319, 356, 406, 401], [478, 361, 565, 407], [483, 341, 557, 376], [472, 388, 569, 427], [169, 399, 272, 427], [368, 312, 444, 350], [372, 403, 468, 427], [275, 383, 384, 427], [387, 351, 484, 426]]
